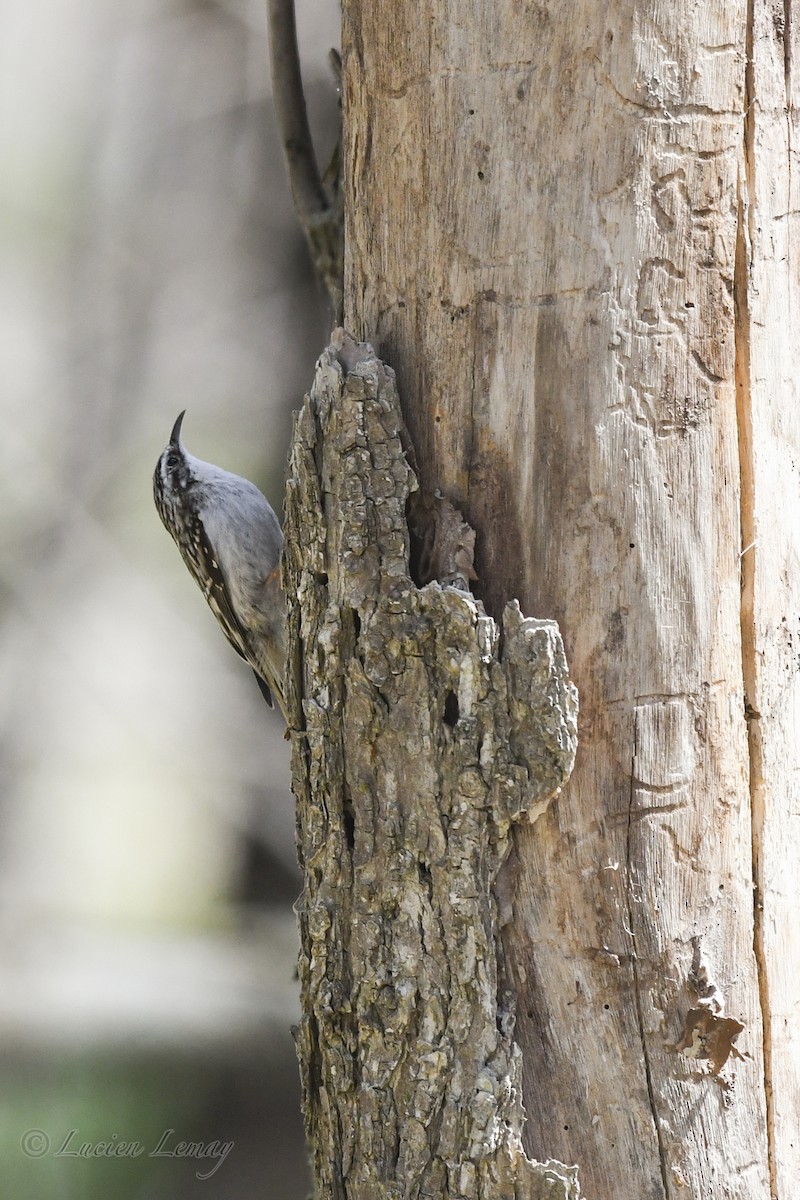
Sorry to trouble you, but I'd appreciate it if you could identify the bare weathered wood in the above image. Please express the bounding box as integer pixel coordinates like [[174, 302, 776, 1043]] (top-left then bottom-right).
[[342, 1, 780, 1196], [738, 3, 800, 1193], [284, 330, 578, 1199]]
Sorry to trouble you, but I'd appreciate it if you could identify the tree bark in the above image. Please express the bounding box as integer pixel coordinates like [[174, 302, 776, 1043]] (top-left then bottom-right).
[[335, 0, 789, 1197], [285, 332, 578, 1199]]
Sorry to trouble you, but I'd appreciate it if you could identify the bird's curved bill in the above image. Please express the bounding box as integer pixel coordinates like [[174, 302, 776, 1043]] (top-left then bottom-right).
[[170, 411, 186, 446]]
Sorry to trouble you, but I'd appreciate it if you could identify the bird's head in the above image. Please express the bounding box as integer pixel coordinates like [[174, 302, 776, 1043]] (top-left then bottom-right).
[[153, 410, 195, 531]]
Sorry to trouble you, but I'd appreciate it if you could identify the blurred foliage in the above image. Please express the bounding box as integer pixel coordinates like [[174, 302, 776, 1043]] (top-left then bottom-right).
[[1, 1042, 308, 1199]]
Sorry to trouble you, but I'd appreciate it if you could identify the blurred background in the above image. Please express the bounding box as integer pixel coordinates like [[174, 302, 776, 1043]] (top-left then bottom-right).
[[0, 0, 340, 1194]]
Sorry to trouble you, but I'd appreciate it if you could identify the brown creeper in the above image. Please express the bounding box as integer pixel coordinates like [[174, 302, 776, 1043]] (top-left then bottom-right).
[[153, 412, 288, 719]]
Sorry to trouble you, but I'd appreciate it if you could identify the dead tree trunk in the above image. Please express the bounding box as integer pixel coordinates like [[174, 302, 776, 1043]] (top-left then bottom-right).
[[285, 333, 578, 1199], [288, 0, 796, 1197], [738, 5, 800, 1196]]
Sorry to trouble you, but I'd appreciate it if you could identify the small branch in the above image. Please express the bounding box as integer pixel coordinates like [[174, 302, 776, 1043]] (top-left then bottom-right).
[[267, 0, 328, 216], [267, 0, 343, 319]]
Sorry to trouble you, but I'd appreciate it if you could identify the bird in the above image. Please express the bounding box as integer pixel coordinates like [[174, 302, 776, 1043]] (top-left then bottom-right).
[[153, 411, 288, 720]]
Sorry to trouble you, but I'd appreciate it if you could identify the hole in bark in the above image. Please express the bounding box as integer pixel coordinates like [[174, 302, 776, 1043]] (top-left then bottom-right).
[[604, 1003, 610, 1010], [418, 861, 432, 892], [351, 608, 361, 638], [477, 170, 485, 180], [443, 691, 460, 726], [343, 805, 355, 850], [406, 496, 425, 586], [315, 572, 328, 586], [342, 779, 355, 851]]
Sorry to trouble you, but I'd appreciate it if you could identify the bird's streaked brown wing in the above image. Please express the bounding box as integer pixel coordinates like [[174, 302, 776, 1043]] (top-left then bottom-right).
[[179, 511, 274, 707]]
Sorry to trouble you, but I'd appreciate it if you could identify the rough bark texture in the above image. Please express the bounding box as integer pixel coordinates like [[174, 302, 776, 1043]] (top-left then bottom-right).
[[342, 1, 783, 1197], [284, 331, 578, 1199]]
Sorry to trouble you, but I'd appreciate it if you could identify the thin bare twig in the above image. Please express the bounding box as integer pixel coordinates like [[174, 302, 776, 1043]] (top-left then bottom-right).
[[267, 0, 343, 319]]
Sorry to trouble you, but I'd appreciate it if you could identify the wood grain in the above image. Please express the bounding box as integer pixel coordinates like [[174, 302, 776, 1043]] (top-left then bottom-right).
[[342, 1, 783, 1194]]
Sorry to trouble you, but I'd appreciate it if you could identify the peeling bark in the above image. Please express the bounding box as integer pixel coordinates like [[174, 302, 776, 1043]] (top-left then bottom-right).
[[283, 330, 579, 1199]]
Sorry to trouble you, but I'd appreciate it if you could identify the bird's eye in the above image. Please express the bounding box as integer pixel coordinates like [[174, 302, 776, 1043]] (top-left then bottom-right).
[[166, 453, 179, 471]]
